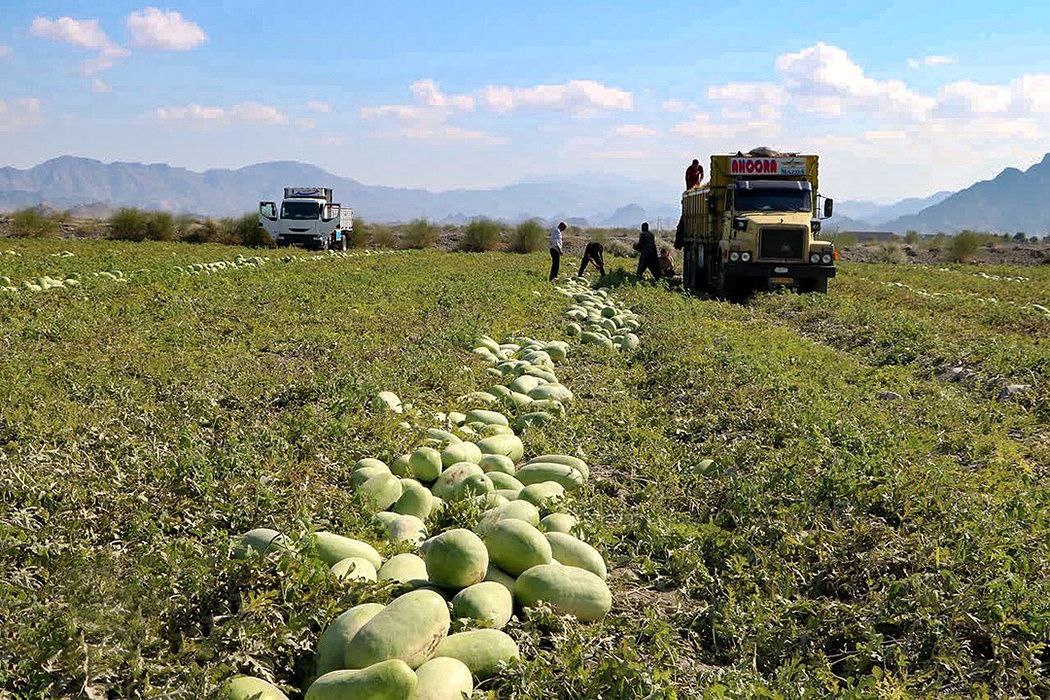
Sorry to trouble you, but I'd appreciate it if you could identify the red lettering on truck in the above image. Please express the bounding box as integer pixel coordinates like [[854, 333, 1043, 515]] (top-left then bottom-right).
[[731, 158, 779, 175]]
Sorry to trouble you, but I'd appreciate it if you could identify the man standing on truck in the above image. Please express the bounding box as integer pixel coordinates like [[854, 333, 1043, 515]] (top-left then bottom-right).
[[549, 221, 566, 281], [578, 240, 606, 277], [685, 159, 704, 189], [634, 222, 661, 280]]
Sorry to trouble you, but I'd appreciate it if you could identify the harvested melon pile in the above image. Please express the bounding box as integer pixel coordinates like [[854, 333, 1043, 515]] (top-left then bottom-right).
[[226, 277, 641, 698], [558, 277, 642, 351]]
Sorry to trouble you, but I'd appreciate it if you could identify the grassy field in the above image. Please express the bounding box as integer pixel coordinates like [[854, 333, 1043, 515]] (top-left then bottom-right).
[[1, 240, 1046, 698]]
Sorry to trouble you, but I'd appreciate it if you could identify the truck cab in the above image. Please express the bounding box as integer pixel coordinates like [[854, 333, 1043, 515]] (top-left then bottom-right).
[[259, 187, 354, 251], [680, 151, 836, 294]]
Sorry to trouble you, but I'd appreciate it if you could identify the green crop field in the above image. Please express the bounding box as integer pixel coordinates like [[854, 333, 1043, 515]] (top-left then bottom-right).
[[1, 239, 1046, 698]]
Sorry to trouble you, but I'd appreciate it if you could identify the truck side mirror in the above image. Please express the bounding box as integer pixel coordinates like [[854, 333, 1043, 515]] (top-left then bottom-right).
[[824, 198, 834, 218]]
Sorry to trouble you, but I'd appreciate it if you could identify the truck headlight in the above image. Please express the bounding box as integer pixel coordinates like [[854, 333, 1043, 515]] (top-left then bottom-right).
[[810, 253, 821, 263], [821, 253, 832, 264], [741, 252, 752, 262], [730, 251, 740, 262]]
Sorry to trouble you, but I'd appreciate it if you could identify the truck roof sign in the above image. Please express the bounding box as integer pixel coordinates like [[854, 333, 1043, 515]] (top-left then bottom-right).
[[730, 157, 807, 177], [284, 187, 333, 201]]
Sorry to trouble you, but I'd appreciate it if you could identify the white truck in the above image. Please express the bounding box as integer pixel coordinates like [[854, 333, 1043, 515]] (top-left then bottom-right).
[[258, 187, 354, 250]]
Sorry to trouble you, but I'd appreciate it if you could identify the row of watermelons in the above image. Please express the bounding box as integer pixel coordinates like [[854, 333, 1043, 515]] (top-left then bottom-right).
[[0, 249, 398, 294], [560, 278, 641, 351], [225, 277, 642, 699]]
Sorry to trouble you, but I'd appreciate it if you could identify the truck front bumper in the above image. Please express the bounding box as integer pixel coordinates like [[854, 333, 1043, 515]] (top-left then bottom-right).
[[725, 262, 836, 279], [276, 233, 326, 249]]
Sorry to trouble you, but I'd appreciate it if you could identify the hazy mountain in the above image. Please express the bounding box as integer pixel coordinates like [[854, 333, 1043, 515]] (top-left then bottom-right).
[[0, 156, 678, 224], [885, 154, 1050, 233], [825, 214, 877, 232], [600, 204, 648, 228], [837, 190, 954, 225]]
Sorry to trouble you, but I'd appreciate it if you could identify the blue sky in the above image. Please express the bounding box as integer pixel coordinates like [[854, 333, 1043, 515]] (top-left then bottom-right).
[[2, 1, 1050, 201]]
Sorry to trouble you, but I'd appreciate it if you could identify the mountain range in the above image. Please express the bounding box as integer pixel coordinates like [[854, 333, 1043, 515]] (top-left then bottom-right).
[[0, 156, 679, 227], [835, 191, 955, 226], [2, 154, 1049, 234]]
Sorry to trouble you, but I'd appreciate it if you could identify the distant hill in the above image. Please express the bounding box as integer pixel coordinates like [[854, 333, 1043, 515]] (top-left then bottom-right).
[[825, 214, 876, 232], [886, 154, 1050, 234], [600, 204, 647, 228], [837, 191, 954, 225], [0, 156, 677, 224]]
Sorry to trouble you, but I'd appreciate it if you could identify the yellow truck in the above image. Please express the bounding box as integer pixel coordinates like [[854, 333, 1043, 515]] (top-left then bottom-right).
[[676, 149, 836, 294]]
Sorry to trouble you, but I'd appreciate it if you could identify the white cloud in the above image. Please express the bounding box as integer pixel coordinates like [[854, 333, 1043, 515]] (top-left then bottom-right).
[[91, 77, 112, 93], [306, 100, 332, 113], [0, 97, 43, 131], [479, 79, 633, 116], [296, 117, 316, 129], [776, 42, 933, 119], [708, 82, 785, 104], [707, 81, 785, 127], [908, 55, 956, 69], [80, 50, 127, 76], [671, 113, 734, 139], [936, 81, 1012, 116], [0, 45, 12, 58], [403, 125, 506, 144], [229, 102, 288, 124], [410, 79, 475, 111], [318, 134, 346, 146], [1010, 74, 1050, 113], [613, 124, 657, 138], [126, 8, 206, 50], [380, 125, 508, 145], [360, 104, 434, 121], [153, 101, 288, 126], [361, 79, 504, 145], [31, 16, 116, 51], [662, 99, 686, 113], [30, 15, 129, 76]]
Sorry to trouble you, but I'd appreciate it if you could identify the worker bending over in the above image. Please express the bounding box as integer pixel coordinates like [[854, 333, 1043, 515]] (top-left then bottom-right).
[[659, 248, 676, 278], [578, 240, 606, 277]]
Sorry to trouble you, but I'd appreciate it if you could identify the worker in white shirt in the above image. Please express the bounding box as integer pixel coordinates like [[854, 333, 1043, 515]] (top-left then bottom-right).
[[549, 221, 567, 281]]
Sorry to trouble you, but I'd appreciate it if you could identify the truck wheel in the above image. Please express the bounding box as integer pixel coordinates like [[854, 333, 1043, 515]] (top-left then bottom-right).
[[339, 234, 348, 252]]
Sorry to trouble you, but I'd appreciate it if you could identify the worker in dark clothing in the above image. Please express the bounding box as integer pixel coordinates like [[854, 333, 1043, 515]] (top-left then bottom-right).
[[674, 215, 685, 249], [685, 159, 703, 189], [634, 222, 661, 280], [578, 241, 606, 277]]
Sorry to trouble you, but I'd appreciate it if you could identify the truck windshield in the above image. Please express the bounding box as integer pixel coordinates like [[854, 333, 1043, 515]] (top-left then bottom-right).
[[281, 201, 320, 220], [735, 188, 811, 213]]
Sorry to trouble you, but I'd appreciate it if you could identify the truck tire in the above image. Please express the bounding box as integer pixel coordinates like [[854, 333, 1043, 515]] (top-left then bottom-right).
[[338, 233, 348, 252]]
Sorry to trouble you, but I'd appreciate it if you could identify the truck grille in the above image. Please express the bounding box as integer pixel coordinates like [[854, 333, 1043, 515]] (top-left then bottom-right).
[[759, 227, 804, 260]]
